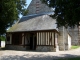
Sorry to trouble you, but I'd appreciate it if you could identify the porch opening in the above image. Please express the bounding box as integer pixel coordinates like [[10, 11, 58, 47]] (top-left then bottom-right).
[[30, 33, 37, 50]]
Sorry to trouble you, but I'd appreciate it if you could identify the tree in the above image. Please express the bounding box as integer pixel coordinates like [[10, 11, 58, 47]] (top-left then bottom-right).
[[0, 0, 27, 35], [41, 0, 80, 27]]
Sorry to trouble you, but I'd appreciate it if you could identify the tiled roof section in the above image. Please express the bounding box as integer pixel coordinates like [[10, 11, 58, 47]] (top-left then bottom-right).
[[7, 12, 58, 32], [19, 12, 54, 23]]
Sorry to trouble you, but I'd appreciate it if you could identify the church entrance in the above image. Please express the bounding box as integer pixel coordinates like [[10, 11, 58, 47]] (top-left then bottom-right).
[[30, 33, 37, 50]]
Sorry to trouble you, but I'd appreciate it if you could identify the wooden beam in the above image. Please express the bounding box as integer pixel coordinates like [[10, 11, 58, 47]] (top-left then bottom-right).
[[45, 32, 47, 45], [45, 32, 46, 45], [47, 32, 48, 45], [39, 32, 40, 45], [54, 32, 56, 48], [52, 32, 54, 45], [8, 29, 59, 35], [42, 32, 43, 45], [40, 32, 41, 45], [6, 33, 8, 45], [49, 32, 50, 45], [38, 32, 39, 45], [24, 33, 25, 47], [51, 32, 52, 45]]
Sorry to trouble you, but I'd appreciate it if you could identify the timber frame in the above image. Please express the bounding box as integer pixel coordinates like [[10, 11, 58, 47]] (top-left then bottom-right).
[[6, 29, 59, 50]]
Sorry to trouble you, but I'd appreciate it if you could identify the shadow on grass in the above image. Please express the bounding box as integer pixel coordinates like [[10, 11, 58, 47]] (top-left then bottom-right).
[[0, 53, 80, 60]]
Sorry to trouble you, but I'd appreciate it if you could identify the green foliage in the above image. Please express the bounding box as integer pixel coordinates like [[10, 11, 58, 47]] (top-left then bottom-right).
[[0, 36, 6, 41], [41, 0, 80, 27], [0, 0, 27, 35]]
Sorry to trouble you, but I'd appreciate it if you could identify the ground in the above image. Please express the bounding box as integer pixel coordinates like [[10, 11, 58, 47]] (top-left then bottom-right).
[[0, 48, 80, 60]]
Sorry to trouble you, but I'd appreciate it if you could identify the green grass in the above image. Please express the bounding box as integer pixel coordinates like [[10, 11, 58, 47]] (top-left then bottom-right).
[[59, 57, 80, 60], [71, 45, 80, 49], [57, 46, 80, 60]]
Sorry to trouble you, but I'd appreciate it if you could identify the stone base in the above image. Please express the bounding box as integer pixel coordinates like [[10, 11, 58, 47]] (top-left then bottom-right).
[[53, 46, 59, 52], [36, 46, 59, 52], [5, 45, 29, 51], [6, 45, 60, 52]]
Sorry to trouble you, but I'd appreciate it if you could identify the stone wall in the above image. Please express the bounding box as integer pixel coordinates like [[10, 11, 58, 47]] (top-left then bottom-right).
[[58, 27, 65, 51], [36, 46, 58, 52], [58, 26, 70, 51], [58, 26, 79, 51], [5, 45, 30, 51], [68, 26, 79, 45]]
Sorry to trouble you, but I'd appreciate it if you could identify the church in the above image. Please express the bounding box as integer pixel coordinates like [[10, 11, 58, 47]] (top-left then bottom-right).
[[6, 0, 79, 52]]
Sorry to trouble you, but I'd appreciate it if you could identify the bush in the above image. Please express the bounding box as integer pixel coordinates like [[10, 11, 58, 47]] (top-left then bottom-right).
[[0, 36, 6, 41]]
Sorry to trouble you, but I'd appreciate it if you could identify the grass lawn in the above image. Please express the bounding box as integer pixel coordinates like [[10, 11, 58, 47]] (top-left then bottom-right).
[[59, 57, 80, 60], [71, 45, 80, 49]]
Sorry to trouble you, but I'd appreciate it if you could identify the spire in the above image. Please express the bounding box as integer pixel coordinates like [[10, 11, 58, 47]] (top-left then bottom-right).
[[27, 0, 52, 15]]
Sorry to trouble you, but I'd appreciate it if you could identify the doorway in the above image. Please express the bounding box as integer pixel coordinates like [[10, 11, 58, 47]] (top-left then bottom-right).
[[30, 33, 37, 50]]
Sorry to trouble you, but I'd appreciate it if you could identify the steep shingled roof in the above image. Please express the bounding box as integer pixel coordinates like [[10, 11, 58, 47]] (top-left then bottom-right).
[[7, 12, 58, 32]]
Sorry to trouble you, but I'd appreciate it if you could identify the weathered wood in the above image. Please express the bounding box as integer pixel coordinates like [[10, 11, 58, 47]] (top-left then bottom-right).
[[51, 32, 52, 45], [24, 33, 25, 47], [49, 32, 50, 45], [54, 32, 56, 48]]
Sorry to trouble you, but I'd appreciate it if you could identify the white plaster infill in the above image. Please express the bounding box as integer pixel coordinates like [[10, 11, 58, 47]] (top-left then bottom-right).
[[1, 41, 5, 48]]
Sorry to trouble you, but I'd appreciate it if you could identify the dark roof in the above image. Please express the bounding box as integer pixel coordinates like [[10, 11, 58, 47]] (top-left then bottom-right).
[[19, 12, 54, 23], [7, 12, 58, 32]]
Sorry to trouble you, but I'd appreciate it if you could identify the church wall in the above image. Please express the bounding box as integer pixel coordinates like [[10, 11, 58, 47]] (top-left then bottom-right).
[[58, 26, 71, 51], [36, 46, 54, 52], [68, 26, 79, 45]]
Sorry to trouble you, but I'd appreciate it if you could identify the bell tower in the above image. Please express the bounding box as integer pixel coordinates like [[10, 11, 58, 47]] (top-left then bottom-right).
[[27, 0, 52, 15]]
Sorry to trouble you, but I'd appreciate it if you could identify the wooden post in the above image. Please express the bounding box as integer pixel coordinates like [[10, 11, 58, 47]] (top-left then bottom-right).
[[45, 32, 46, 45], [51, 32, 52, 45], [37, 32, 38, 45], [39, 32, 40, 45], [6, 33, 7, 45], [54, 32, 56, 48], [49, 32, 50, 45], [24, 33, 25, 47], [47, 32, 48, 45], [40, 32, 41, 45]]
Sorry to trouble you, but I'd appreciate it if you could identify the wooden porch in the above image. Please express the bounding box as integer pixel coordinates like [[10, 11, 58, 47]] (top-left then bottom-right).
[[6, 29, 59, 51]]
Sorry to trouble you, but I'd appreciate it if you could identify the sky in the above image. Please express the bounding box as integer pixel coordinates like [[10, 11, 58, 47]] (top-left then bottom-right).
[[27, 0, 32, 7], [19, 0, 32, 18]]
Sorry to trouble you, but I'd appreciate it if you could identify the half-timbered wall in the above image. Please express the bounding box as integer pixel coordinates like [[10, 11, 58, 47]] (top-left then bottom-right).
[[36, 31, 59, 51], [6, 33, 12, 44], [6, 31, 59, 51], [37, 32, 57, 46], [24, 33, 30, 45]]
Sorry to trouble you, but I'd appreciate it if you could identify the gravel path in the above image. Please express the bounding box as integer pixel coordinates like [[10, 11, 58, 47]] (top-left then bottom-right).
[[0, 48, 80, 60]]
